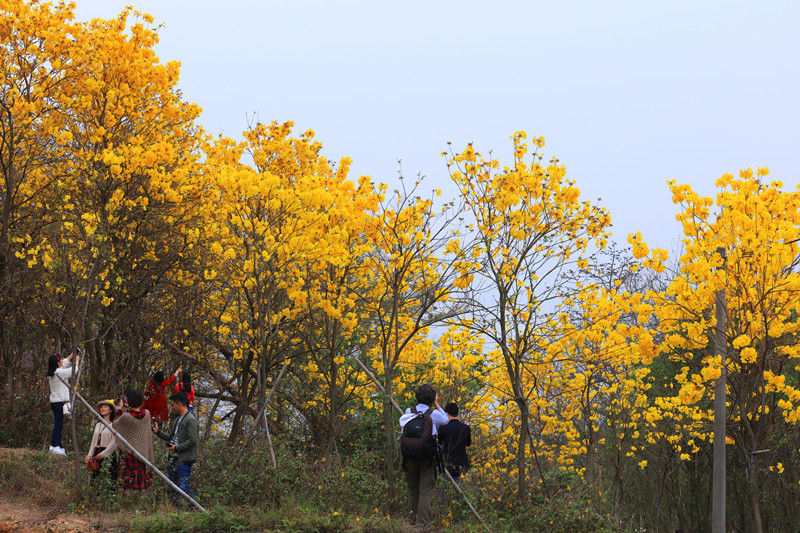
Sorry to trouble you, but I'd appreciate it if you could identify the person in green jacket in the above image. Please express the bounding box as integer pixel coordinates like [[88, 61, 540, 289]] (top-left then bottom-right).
[[153, 391, 198, 505]]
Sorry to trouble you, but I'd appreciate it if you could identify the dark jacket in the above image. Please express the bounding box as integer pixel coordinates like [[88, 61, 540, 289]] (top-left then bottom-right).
[[437, 419, 471, 472], [156, 411, 199, 465]]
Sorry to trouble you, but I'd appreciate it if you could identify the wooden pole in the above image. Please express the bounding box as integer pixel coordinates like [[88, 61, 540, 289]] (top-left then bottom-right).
[[353, 357, 492, 533], [57, 375, 207, 512], [231, 362, 289, 470]]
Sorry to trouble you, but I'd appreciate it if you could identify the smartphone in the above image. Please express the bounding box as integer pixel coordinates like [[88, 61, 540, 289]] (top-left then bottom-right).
[[121, 394, 127, 406]]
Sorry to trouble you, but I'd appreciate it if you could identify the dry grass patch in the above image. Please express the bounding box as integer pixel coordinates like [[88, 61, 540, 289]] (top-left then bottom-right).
[[0, 447, 75, 510]]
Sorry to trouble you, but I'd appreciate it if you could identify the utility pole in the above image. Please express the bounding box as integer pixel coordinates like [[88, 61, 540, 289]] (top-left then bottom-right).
[[712, 246, 727, 533]]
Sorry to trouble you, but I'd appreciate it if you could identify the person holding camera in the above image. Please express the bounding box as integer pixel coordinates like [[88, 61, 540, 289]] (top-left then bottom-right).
[[399, 384, 448, 528], [143, 367, 181, 426], [46, 352, 79, 455], [173, 371, 195, 412], [98, 389, 154, 493], [153, 392, 198, 506]]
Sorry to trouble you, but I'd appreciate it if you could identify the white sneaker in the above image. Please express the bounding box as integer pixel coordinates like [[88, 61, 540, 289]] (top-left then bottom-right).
[[51, 446, 66, 456]]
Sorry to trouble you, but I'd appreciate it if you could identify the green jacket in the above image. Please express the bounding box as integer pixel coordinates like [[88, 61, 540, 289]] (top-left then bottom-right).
[[156, 411, 199, 465]]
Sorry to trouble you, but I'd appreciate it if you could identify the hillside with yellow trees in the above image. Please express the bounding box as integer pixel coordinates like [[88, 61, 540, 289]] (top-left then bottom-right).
[[2, 2, 800, 532]]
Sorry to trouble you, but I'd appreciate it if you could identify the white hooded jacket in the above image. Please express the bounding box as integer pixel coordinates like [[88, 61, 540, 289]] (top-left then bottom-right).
[[49, 359, 76, 403]]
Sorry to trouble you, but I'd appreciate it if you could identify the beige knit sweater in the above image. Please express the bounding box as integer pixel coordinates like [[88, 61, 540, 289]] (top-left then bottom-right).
[[99, 409, 154, 464]]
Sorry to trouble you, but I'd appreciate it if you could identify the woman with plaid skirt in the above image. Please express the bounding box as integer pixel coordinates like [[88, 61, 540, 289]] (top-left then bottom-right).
[[99, 389, 154, 492]]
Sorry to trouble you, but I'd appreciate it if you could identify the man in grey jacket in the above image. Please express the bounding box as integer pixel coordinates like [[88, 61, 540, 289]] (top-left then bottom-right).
[[153, 392, 198, 505]]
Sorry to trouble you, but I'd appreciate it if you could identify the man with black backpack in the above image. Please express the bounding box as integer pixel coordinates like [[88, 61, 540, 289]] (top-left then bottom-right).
[[399, 383, 448, 528]]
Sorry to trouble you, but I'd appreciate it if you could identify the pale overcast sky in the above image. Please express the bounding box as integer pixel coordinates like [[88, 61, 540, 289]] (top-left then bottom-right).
[[72, 0, 800, 250]]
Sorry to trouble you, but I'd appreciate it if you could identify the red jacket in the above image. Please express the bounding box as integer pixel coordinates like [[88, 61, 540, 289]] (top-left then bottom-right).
[[174, 381, 195, 407], [142, 375, 176, 422]]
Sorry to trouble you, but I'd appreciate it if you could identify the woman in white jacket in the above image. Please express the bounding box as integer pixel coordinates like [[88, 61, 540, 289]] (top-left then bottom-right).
[[47, 352, 79, 455]]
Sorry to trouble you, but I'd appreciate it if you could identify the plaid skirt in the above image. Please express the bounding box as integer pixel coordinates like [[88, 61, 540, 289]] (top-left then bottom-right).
[[119, 453, 152, 490]]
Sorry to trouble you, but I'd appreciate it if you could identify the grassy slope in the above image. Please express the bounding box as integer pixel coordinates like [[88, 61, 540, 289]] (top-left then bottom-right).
[[0, 447, 432, 533]]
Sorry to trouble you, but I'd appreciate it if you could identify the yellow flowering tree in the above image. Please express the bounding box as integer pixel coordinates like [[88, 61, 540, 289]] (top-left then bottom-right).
[[548, 276, 657, 509], [182, 122, 382, 441], [285, 158, 381, 456], [38, 8, 205, 390], [360, 175, 470, 495], [632, 168, 800, 532], [0, 0, 206, 390], [421, 325, 486, 410], [0, 0, 80, 375], [447, 132, 612, 499]]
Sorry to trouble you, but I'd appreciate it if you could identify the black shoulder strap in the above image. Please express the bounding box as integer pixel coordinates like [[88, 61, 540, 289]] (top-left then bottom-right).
[[423, 408, 433, 416], [411, 406, 418, 414]]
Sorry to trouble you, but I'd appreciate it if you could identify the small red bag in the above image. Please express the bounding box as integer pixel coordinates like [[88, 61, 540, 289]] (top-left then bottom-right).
[[86, 457, 102, 472]]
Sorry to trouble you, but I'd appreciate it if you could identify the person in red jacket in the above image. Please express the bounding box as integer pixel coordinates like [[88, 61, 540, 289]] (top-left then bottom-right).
[[143, 366, 181, 425], [174, 371, 196, 412]]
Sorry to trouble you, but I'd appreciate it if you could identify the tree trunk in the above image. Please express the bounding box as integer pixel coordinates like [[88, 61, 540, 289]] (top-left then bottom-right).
[[229, 403, 245, 443], [70, 405, 82, 499], [69, 360, 82, 500], [0, 318, 7, 385], [383, 375, 396, 502], [326, 360, 339, 460], [747, 458, 764, 533], [89, 337, 100, 392], [517, 398, 529, 500], [201, 394, 222, 443], [229, 351, 254, 442]]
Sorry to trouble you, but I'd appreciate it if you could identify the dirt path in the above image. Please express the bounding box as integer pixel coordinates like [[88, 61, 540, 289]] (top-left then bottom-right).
[[0, 446, 112, 532], [0, 447, 167, 533], [0, 500, 103, 533], [0, 500, 128, 533]]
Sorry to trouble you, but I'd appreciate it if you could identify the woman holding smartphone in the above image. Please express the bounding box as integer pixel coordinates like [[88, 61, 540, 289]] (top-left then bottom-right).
[[46, 352, 79, 455]]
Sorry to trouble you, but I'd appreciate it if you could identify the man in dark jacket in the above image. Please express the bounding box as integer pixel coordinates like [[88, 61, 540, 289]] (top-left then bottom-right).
[[437, 402, 471, 484], [153, 392, 199, 505]]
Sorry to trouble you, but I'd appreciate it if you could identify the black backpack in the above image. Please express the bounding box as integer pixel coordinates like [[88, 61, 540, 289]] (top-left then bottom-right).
[[401, 407, 435, 461]]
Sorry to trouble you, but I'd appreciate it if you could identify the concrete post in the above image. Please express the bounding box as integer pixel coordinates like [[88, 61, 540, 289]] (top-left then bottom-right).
[[712, 246, 727, 533]]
